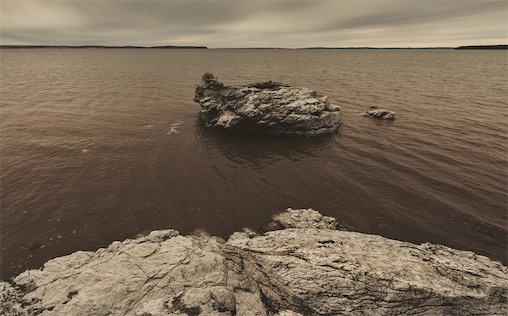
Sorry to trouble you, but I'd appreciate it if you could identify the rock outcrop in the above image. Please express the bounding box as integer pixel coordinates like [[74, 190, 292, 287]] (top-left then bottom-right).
[[363, 106, 395, 120], [1, 208, 507, 315], [270, 208, 339, 230], [193, 73, 342, 136]]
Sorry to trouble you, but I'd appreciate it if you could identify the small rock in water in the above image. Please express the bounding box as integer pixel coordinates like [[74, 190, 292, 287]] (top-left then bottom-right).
[[363, 106, 395, 120], [193, 73, 343, 136]]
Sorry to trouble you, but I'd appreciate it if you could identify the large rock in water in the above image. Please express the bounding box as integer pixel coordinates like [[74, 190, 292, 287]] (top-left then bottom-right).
[[1, 208, 507, 315], [193, 73, 342, 136]]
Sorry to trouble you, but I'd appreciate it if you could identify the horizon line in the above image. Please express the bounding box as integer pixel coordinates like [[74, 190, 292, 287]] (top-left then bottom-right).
[[1, 44, 507, 50]]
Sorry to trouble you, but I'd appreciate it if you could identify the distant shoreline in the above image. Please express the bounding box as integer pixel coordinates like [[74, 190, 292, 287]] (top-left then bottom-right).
[[0, 45, 208, 49], [455, 45, 507, 50], [1, 44, 506, 50]]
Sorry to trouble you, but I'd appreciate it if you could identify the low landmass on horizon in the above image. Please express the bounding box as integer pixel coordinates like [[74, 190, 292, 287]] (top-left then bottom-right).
[[0, 45, 208, 49], [455, 45, 508, 50], [1, 44, 506, 50]]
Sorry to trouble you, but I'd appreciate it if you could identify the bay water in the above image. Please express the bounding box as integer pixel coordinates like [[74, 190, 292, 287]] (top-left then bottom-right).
[[1, 49, 506, 279]]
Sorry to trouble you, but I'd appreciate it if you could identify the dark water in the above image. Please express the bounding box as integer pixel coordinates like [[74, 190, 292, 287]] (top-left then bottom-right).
[[1, 49, 507, 279]]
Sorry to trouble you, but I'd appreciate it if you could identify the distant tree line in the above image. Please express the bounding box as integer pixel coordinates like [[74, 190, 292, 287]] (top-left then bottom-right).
[[455, 45, 507, 50]]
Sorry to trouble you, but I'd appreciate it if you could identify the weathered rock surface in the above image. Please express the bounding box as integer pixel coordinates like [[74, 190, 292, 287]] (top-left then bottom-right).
[[1, 208, 507, 315], [270, 208, 338, 230], [226, 229, 507, 315], [193, 73, 342, 136], [363, 106, 395, 120], [2, 230, 265, 316]]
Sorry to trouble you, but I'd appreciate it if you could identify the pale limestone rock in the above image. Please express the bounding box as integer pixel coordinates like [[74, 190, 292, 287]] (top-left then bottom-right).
[[194, 73, 342, 136], [134, 298, 168, 316], [10, 230, 247, 315], [2, 209, 507, 315], [225, 227, 508, 315], [271, 207, 338, 229], [274, 311, 303, 316]]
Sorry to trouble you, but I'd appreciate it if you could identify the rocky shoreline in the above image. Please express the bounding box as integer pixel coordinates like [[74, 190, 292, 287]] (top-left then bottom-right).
[[1, 208, 507, 315]]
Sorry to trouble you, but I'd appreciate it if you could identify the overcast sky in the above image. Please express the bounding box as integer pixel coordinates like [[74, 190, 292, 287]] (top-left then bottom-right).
[[1, 0, 506, 48]]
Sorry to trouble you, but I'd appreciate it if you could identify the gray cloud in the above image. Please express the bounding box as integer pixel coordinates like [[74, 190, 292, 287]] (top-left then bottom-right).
[[1, 0, 506, 47], [320, 0, 507, 31]]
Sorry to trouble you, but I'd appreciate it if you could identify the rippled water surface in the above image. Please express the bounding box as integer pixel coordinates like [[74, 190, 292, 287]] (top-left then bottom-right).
[[1, 49, 507, 279]]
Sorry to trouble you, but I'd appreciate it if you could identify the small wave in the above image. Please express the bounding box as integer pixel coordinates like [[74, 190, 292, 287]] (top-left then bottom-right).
[[170, 121, 184, 128]]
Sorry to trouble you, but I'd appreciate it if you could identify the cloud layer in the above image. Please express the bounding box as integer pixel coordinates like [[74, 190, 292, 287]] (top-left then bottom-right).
[[1, 0, 506, 47]]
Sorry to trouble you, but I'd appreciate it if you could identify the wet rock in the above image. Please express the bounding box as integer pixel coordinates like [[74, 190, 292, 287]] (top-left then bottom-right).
[[194, 73, 342, 136], [1, 209, 507, 315], [364, 106, 395, 120]]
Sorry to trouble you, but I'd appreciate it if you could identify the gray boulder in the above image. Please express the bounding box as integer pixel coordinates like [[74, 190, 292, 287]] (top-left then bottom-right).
[[193, 73, 342, 136], [364, 106, 395, 120], [1, 209, 507, 315]]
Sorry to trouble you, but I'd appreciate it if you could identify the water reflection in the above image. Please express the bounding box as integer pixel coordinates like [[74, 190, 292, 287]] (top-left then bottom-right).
[[195, 119, 338, 170]]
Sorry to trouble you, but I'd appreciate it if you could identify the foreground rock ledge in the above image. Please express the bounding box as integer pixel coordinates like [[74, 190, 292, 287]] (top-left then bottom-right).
[[1, 209, 507, 315], [194, 73, 342, 136]]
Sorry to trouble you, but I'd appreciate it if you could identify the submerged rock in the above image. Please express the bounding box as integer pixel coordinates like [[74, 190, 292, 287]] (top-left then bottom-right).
[[193, 73, 342, 136], [1, 209, 507, 315], [364, 106, 395, 120]]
